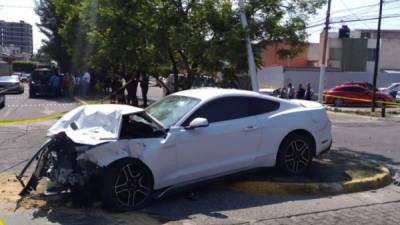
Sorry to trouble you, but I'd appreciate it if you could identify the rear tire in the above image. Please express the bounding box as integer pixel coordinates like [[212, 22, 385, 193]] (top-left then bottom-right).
[[333, 98, 343, 107], [100, 158, 153, 212], [277, 134, 314, 175]]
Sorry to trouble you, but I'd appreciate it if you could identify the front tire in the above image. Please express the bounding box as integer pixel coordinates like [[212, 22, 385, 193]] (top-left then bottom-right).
[[277, 134, 314, 175], [100, 158, 153, 212]]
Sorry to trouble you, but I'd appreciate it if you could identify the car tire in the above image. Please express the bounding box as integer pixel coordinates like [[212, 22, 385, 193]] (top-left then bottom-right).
[[0, 101, 4, 108], [277, 133, 314, 175], [100, 158, 153, 212], [333, 98, 343, 107]]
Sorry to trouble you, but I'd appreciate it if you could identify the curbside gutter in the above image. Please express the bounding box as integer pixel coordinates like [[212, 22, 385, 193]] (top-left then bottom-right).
[[228, 166, 392, 196]]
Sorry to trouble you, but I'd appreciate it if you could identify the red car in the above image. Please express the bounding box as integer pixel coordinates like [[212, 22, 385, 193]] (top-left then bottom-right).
[[324, 85, 392, 106]]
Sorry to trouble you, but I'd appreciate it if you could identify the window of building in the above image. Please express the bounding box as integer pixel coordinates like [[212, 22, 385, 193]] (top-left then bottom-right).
[[367, 49, 376, 61], [329, 48, 342, 60]]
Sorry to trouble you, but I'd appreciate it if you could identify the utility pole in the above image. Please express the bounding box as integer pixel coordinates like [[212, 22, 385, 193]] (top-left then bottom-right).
[[372, 0, 384, 112], [318, 0, 332, 103], [239, 0, 259, 92]]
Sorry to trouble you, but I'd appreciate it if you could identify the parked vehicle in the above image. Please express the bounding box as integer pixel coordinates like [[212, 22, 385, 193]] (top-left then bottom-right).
[[29, 68, 54, 97], [379, 83, 400, 99], [20, 73, 31, 83], [0, 89, 5, 108], [0, 76, 24, 94], [324, 84, 392, 107], [19, 88, 332, 211]]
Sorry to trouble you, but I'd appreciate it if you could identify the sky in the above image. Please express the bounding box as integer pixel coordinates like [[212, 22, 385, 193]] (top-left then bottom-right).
[[1, 0, 400, 53]]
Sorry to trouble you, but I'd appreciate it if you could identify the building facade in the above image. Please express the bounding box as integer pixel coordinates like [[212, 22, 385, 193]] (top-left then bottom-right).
[[258, 27, 400, 91], [0, 20, 33, 56]]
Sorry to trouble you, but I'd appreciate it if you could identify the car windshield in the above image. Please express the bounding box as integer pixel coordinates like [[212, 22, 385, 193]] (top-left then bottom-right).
[[145, 95, 201, 128]]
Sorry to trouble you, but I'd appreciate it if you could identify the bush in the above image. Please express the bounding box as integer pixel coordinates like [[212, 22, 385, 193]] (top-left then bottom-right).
[[12, 61, 38, 73]]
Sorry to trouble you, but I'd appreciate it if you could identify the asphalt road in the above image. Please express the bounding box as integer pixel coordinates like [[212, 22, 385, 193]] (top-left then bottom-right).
[[0, 84, 80, 121], [1, 110, 400, 225]]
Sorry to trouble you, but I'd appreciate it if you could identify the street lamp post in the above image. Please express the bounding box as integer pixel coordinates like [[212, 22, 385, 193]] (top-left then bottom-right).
[[238, 0, 259, 92], [318, 0, 332, 103]]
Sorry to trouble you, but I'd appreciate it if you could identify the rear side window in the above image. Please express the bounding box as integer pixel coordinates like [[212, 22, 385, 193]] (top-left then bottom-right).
[[183, 96, 279, 125], [338, 87, 366, 92]]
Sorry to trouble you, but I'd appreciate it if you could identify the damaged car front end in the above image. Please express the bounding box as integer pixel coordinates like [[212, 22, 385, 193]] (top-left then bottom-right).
[[18, 132, 100, 196], [17, 104, 163, 200]]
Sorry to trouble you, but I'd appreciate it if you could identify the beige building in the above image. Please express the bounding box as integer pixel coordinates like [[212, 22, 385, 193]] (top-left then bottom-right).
[[321, 29, 400, 72]]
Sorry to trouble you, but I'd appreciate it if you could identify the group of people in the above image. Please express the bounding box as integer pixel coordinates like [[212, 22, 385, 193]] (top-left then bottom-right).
[[109, 73, 150, 107], [275, 83, 313, 100], [49, 71, 91, 97]]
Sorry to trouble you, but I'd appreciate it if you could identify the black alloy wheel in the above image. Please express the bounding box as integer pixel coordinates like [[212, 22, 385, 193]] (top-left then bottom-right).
[[101, 159, 153, 211], [278, 134, 314, 175]]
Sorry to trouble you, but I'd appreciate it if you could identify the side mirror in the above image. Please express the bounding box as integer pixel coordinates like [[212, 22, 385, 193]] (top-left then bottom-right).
[[185, 117, 209, 130]]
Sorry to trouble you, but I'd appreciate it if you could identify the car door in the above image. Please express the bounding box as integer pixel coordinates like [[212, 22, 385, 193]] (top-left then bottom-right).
[[171, 96, 264, 183]]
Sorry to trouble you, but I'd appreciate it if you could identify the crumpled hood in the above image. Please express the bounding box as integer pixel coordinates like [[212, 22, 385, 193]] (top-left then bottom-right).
[[47, 104, 143, 145]]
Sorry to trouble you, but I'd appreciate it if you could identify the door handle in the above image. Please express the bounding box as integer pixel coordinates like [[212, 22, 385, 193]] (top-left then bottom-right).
[[243, 126, 258, 132]]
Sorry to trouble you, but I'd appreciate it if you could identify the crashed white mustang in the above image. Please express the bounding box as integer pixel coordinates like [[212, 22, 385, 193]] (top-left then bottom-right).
[[18, 88, 332, 211]]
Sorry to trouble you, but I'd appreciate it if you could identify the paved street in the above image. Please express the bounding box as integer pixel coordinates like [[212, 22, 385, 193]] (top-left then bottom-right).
[[0, 84, 80, 121], [1, 107, 400, 224]]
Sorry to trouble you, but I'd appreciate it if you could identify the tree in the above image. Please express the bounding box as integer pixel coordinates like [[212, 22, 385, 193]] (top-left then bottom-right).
[[37, 0, 326, 90], [35, 0, 72, 72]]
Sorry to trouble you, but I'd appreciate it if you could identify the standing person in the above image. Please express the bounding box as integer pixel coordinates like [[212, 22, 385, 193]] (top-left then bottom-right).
[[287, 83, 294, 99], [279, 87, 287, 99], [111, 78, 125, 104], [305, 83, 313, 100], [49, 73, 60, 97], [74, 73, 81, 96], [296, 84, 306, 99], [66, 73, 75, 97], [104, 76, 112, 94], [60, 73, 69, 97], [82, 70, 91, 97], [126, 75, 138, 106], [140, 72, 149, 107]]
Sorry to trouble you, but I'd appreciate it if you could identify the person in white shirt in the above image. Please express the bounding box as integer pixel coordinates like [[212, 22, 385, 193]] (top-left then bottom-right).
[[82, 71, 91, 97]]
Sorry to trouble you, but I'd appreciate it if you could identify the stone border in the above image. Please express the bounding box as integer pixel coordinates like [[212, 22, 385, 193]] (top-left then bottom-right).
[[228, 166, 392, 196]]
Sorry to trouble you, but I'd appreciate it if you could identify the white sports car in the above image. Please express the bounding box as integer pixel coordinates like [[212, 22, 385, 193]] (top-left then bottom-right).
[[19, 88, 332, 211]]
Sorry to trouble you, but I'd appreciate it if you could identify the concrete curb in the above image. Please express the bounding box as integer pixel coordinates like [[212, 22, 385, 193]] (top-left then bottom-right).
[[228, 166, 392, 196]]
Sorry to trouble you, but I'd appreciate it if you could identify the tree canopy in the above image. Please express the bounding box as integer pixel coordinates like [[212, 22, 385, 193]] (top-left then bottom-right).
[[36, 0, 326, 89]]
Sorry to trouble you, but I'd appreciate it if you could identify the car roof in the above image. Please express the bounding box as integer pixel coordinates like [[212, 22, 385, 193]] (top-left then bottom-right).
[[334, 84, 365, 88], [172, 87, 284, 102]]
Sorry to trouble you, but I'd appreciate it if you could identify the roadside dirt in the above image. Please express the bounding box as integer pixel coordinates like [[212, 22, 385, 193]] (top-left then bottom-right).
[[0, 173, 174, 225]]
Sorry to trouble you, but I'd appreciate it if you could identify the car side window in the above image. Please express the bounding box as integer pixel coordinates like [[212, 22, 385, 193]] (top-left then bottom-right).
[[182, 96, 280, 126]]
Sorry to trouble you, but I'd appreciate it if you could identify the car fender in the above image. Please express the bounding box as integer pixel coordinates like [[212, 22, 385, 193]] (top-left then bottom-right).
[[256, 108, 322, 167], [77, 139, 147, 167]]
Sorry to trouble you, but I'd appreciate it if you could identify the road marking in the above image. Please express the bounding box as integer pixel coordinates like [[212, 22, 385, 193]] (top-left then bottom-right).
[[0, 112, 66, 125], [5, 103, 79, 107]]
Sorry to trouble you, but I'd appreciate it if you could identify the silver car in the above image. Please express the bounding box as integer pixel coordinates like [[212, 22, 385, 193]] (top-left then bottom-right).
[[0, 76, 24, 94]]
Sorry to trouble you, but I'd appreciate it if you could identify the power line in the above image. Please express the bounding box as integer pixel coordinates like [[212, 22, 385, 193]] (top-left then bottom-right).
[[338, 0, 372, 29], [308, 0, 400, 27], [307, 14, 400, 29]]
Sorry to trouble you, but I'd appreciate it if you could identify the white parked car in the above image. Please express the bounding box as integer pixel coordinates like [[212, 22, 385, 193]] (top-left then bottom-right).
[[19, 88, 332, 211], [379, 82, 400, 98]]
